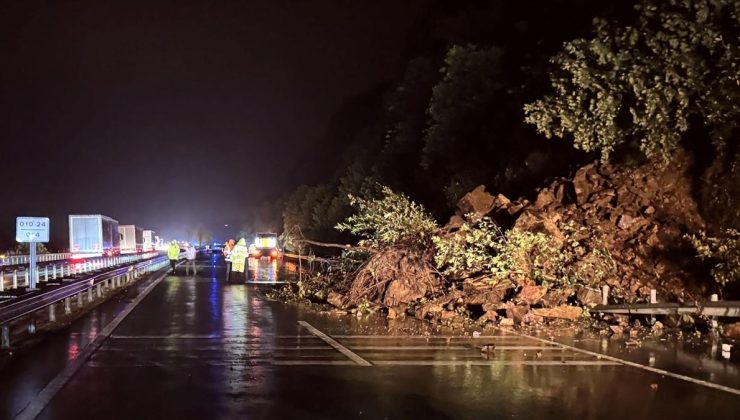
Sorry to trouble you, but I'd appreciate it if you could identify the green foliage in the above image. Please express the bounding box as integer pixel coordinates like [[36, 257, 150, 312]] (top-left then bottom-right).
[[432, 218, 503, 278], [525, 0, 740, 161], [433, 219, 559, 285], [687, 229, 740, 285], [433, 218, 617, 288], [553, 221, 617, 287], [336, 186, 438, 249]]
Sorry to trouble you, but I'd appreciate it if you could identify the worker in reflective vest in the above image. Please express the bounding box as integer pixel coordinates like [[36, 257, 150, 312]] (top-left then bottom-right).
[[223, 239, 235, 282], [167, 240, 181, 274], [230, 238, 249, 282]]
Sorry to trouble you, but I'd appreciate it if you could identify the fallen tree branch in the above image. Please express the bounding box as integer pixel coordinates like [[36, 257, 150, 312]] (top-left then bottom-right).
[[298, 239, 368, 252]]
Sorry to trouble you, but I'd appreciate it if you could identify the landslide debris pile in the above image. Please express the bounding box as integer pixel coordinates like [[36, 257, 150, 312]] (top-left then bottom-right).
[[294, 155, 711, 326]]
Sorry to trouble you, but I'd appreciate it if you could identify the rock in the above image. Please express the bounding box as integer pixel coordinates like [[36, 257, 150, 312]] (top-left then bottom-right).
[[478, 312, 498, 323], [445, 215, 466, 230], [458, 185, 495, 219], [531, 305, 582, 320], [327, 292, 344, 308], [535, 189, 556, 208], [554, 181, 577, 205], [504, 303, 530, 324], [387, 307, 399, 320], [499, 318, 515, 327], [480, 344, 496, 353], [440, 311, 461, 322], [462, 278, 514, 305], [541, 287, 574, 307], [722, 322, 740, 339], [576, 287, 602, 307], [617, 214, 647, 231], [514, 285, 548, 305], [417, 303, 444, 319], [573, 163, 598, 204]]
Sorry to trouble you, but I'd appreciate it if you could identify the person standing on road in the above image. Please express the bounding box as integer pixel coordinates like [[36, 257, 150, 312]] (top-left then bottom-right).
[[167, 240, 181, 274], [223, 239, 235, 282], [185, 244, 197, 276], [228, 238, 249, 283]]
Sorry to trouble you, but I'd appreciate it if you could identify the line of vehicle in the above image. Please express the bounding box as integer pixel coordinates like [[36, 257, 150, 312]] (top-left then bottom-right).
[[297, 321, 372, 366]]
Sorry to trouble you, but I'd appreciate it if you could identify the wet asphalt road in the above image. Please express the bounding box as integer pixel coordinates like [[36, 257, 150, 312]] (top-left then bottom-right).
[[1, 254, 739, 419]]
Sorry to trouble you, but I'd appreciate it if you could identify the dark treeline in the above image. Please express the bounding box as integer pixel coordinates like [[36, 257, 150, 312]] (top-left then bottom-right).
[[277, 0, 635, 242]]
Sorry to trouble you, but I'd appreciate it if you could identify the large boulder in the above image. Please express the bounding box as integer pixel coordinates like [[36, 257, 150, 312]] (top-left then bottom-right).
[[327, 292, 344, 308], [531, 305, 582, 320], [504, 302, 530, 324], [541, 287, 574, 308], [457, 185, 495, 220], [514, 285, 548, 305], [576, 287, 603, 307]]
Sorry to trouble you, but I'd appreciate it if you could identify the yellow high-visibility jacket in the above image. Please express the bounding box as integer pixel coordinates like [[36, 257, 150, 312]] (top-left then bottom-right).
[[167, 243, 181, 260]]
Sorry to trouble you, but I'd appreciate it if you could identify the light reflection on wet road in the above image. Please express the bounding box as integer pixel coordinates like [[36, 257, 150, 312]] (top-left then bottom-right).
[[0, 254, 738, 419]]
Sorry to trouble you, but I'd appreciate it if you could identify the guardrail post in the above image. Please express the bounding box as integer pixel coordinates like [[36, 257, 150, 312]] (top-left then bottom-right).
[[0, 272, 4, 293], [88, 287, 93, 302], [710, 293, 719, 329], [96, 283, 102, 298], [13, 270, 18, 289], [64, 298, 71, 315], [1, 324, 9, 349], [77, 293, 83, 307], [49, 303, 56, 322], [24, 271, 29, 288], [601, 285, 609, 305], [28, 318, 36, 334], [648, 289, 658, 325], [52, 264, 57, 279], [44, 266, 48, 282]]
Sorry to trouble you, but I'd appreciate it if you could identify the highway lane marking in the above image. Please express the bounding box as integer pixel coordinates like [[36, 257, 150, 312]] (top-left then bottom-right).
[[273, 360, 361, 366], [14, 266, 173, 420], [371, 360, 620, 366], [351, 345, 568, 351], [297, 321, 372, 366], [332, 335, 534, 339], [111, 334, 223, 339], [504, 329, 740, 397]]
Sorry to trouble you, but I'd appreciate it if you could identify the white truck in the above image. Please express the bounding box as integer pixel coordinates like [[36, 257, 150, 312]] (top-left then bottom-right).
[[69, 214, 121, 257], [119, 225, 144, 254], [143, 230, 157, 252]]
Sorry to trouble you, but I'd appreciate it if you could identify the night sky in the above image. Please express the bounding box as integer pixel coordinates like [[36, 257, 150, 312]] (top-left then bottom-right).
[[0, 0, 424, 249]]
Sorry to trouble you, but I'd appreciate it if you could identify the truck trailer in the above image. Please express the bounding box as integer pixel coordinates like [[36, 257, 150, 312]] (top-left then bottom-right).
[[69, 214, 121, 257], [143, 230, 157, 252], [119, 225, 144, 254]]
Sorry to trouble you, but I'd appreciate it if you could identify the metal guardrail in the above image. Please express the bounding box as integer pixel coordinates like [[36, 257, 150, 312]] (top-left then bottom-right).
[[592, 301, 740, 317], [1, 255, 169, 348], [0, 252, 161, 292], [0, 252, 72, 266]]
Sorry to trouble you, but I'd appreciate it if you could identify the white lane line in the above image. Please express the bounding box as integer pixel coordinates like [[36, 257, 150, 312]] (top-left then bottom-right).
[[505, 329, 740, 397], [352, 346, 470, 350], [111, 334, 222, 339], [14, 268, 171, 420], [350, 345, 560, 351], [332, 335, 515, 339], [273, 360, 359, 366], [297, 321, 372, 367], [372, 361, 620, 366]]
